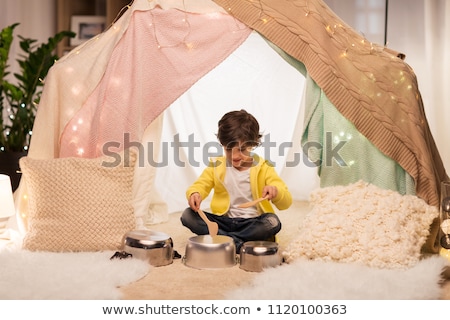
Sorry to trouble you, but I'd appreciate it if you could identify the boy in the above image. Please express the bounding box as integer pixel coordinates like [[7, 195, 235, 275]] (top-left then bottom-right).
[[180, 109, 292, 253]]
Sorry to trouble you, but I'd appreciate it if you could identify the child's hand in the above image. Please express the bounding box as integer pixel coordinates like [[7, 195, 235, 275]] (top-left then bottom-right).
[[188, 192, 202, 211], [262, 186, 278, 200]]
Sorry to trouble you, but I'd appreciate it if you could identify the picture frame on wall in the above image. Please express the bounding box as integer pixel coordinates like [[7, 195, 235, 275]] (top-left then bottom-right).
[[70, 15, 107, 46]]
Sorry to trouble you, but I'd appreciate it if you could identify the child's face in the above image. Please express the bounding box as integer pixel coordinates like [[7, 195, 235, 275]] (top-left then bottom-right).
[[224, 142, 253, 170]]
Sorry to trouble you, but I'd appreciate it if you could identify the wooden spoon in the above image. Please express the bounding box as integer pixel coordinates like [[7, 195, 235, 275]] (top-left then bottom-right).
[[197, 208, 219, 236], [237, 195, 269, 208]]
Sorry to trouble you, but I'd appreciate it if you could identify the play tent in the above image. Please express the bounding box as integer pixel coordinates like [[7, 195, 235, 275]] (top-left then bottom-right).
[[15, 0, 448, 252]]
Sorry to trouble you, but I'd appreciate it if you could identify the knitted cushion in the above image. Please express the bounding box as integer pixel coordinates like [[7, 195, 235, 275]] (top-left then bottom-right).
[[19, 150, 137, 252], [283, 181, 438, 269]]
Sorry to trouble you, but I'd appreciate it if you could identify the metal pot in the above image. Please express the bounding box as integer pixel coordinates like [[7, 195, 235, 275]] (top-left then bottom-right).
[[183, 235, 236, 269], [239, 241, 282, 272], [122, 230, 173, 267]]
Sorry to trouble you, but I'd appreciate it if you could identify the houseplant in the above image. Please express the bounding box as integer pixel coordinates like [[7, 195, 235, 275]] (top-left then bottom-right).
[[0, 23, 74, 189]]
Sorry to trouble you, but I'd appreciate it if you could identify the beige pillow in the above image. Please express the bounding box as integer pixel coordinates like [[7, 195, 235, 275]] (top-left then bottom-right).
[[20, 150, 137, 252], [283, 181, 438, 269]]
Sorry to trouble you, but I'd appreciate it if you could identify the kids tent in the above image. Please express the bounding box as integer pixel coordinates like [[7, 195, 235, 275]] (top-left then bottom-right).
[[15, 0, 448, 252]]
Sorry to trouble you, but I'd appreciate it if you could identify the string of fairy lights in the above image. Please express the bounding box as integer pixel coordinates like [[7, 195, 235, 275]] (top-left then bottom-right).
[[53, 0, 419, 160], [148, 0, 191, 49], [42, 0, 418, 163], [221, 0, 417, 109], [12, 0, 447, 255], [70, 0, 389, 61], [47, 0, 418, 155]]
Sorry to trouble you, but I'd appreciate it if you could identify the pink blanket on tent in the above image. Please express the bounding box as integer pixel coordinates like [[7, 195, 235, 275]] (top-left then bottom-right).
[[59, 8, 251, 158]]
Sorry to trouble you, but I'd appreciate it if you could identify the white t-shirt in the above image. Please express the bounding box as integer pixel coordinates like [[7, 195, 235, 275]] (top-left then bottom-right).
[[224, 166, 259, 218]]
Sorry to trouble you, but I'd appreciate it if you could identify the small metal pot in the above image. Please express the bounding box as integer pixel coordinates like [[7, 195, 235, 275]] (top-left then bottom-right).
[[239, 241, 282, 272], [122, 230, 173, 267], [183, 235, 236, 269]]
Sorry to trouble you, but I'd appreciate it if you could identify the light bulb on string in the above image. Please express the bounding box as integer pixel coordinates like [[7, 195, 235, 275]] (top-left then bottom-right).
[[325, 25, 334, 37], [340, 48, 348, 58], [150, 9, 191, 49], [304, 0, 311, 16], [256, 0, 270, 24]]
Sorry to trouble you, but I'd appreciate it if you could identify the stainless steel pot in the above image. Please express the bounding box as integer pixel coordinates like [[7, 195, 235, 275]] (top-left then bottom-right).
[[239, 241, 282, 272], [122, 230, 173, 267], [183, 235, 236, 269]]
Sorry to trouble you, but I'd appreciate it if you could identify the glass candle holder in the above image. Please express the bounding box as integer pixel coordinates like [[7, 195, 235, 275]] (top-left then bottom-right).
[[440, 181, 450, 261]]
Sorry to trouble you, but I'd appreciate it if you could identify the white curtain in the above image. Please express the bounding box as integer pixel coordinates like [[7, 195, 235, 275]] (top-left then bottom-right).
[[423, 0, 450, 175], [386, 0, 450, 175], [0, 0, 56, 38], [0, 0, 56, 81]]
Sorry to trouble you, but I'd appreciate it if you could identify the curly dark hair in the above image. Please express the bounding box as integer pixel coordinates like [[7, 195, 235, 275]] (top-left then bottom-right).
[[216, 109, 262, 149]]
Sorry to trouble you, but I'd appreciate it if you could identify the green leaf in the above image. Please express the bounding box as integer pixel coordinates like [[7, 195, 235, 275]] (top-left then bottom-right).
[[1, 23, 75, 152]]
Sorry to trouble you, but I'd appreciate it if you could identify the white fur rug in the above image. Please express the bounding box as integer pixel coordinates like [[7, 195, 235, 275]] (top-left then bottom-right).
[[0, 247, 448, 300], [226, 256, 449, 300], [0, 248, 150, 299]]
